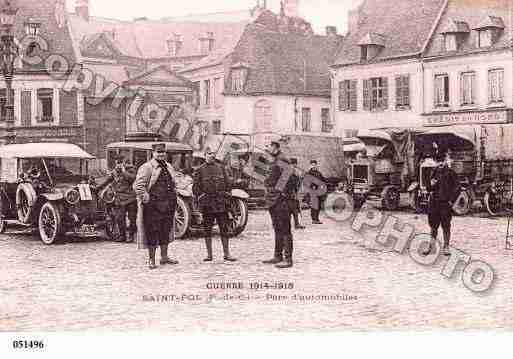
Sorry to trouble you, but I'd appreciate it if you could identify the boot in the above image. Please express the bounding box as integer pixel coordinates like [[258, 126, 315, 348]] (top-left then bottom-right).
[[126, 232, 135, 243], [204, 237, 213, 262], [222, 237, 237, 262], [276, 235, 293, 269], [160, 244, 179, 265], [148, 247, 157, 270], [262, 234, 283, 264]]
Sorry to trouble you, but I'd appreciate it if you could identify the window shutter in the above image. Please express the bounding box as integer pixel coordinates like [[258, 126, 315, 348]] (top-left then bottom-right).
[[339, 81, 347, 111], [471, 73, 476, 104], [498, 70, 504, 100], [460, 74, 464, 105], [404, 75, 410, 106], [363, 79, 370, 111], [382, 77, 388, 109], [395, 76, 402, 107], [350, 80, 357, 111]]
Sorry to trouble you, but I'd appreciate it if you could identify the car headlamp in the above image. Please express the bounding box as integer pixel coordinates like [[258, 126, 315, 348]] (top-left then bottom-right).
[[65, 188, 81, 205]]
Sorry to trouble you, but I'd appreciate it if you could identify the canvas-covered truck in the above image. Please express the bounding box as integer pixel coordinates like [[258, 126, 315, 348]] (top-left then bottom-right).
[[215, 132, 346, 206], [408, 124, 513, 216], [344, 129, 418, 210]]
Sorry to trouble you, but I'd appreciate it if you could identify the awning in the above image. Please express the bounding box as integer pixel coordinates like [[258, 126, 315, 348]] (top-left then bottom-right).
[[357, 129, 393, 142], [343, 142, 365, 153], [422, 125, 478, 147], [0, 143, 95, 159]]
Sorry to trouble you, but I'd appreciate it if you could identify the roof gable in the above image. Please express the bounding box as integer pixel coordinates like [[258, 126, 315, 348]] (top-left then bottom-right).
[[440, 19, 470, 33], [81, 32, 122, 59], [474, 15, 505, 29], [124, 65, 193, 87]]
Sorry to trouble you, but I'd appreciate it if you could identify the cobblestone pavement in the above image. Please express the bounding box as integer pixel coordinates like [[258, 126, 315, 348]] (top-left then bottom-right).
[[1, 208, 512, 332]]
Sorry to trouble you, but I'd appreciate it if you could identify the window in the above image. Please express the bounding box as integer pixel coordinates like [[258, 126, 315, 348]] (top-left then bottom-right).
[[363, 77, 388, 111], [192, 81, 200, 106], [231, 69, 245, 92], [0, 89, 14, 122], [301, 107, 311, 132], [460, 72, 476, 106], [443, 34, 457, 52], [478, 30, 492, 48], [434, 74, 450, 108], [321, 108, 332, 133], [37, 88, 54, 122], [395, 75, 410, 109], [254, 100, 272, 133], [203, 80, 210, 107], [339, 80, 357, 111], [213, 78, 221, 107], [212, 120, 221, 135], [488, 69, 504, 104], [360, 46, 368, 62]]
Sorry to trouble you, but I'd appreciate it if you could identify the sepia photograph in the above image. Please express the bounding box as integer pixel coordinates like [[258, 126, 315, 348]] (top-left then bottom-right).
[[0, 0, 512, 355]]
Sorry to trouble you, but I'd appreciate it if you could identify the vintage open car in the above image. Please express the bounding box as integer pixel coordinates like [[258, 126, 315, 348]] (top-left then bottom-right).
[[106, 134, 249, 239], [0, 143, 118, 244]]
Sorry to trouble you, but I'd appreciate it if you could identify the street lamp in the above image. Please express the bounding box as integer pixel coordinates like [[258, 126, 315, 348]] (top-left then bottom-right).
[[0, 0, 18, 144]]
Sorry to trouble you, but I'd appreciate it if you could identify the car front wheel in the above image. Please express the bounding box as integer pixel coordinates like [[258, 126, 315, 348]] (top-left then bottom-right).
[[39, 202, 63, 245], [174, 196, 191, 239], [226, 198, 249, 237]]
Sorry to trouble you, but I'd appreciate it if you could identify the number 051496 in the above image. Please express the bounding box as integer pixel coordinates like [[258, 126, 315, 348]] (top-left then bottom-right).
[[12, 340, 45, 349]]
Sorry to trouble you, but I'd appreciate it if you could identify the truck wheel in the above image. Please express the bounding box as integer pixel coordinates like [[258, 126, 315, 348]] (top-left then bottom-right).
[[484, 191, 502, 216], [382, 186, 400, 211], [452, 190, 471, 216], [38, 202, 63, 245], [226, 198, 249, 237], [174, 196, 191, 239]]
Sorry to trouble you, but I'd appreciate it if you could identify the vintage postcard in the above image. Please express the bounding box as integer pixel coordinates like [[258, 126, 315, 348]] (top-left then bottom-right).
[[1, 0, 513, 351]]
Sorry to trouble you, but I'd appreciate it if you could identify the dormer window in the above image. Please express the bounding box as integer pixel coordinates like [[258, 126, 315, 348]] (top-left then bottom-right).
[[230, 63, 249, 92], [474, 16, 504, 48], [167, 34, 182, 57], [358, 33, 385, 62], [199, 32, 215, 55], [25, 18, 41, 36], [440, 20, 469, 52]]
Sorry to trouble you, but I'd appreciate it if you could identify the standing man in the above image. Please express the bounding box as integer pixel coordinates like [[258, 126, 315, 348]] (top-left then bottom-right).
[[105, 157, 137, 242], [289, 158, 305, 230], [307, 160, 327, 224], [262, 141, 295, 269], [193, 148, 237, 262], [425, 150, 461, 256], [134, 143, 180, 269]]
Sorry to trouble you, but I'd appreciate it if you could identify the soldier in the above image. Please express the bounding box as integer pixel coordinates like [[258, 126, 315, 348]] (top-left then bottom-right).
[[262, 141, 295, 269], [105, 156, 137, 242], [134, 143, 180, 270], [307, 159, 327, 224], [424, 150, 461, 256], [193, 148, 237, 262], [289, 158, 305, 230]]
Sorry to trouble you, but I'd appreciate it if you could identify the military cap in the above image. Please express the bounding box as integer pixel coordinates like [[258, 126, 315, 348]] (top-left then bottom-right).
[[270, 141, 281, 149], [310, 159, 318, 165], [152, 143, 166, 152], [290, 158, 298, 165]]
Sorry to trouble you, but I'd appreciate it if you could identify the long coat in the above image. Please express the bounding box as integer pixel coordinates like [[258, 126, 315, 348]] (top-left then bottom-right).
[[193, 162, 231, 214], [133, 159, 183, 250]]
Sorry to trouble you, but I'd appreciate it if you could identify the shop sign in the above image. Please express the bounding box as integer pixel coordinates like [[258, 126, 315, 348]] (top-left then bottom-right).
[[424, 110, 511, 127]]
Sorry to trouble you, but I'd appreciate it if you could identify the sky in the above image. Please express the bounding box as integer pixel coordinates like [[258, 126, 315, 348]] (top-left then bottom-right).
[[66, 0, 362, 34]]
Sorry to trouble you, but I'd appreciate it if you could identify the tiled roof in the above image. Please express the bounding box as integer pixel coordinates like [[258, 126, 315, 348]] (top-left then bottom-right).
[[226, 17, 343, 97], [424, 0, 511, 57], [440, 19, 470, 33], [83, 63, 130, 85], [333, 0, 446, 66], [358, 32, 386, 46], [68, 13, 249, 60], [12, 0, 77, 70]]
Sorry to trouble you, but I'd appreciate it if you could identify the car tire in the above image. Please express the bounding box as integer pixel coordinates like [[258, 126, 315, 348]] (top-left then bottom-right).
[[174, 196, 191, 239], [226, 198, 249, 238], [452, 190, 472, 216], [38, 202, 64, 245], [16, 183, 37, 224]]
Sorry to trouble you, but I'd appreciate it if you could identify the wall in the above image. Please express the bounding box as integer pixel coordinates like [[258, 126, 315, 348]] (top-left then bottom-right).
[[332, 58, 424, 134], [423, 50, 513, 114]]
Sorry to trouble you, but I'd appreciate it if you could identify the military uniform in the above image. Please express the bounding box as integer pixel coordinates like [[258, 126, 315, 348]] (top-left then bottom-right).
[[263, 152, 295, 268], [307, 167, 327, 223], [193, 161, 236, 261], [427, 163, 461, 252], [106, 163, 137, 242], [288, 167, 304, 229]]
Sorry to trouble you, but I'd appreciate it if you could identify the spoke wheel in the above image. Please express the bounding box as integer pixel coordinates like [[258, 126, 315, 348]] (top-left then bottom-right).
[[225, 198, 249, 237], [452, 190, 471, 216], [38, 202, 63, 245], [484, 191, 503, 216], [174, 196, 191, 239]]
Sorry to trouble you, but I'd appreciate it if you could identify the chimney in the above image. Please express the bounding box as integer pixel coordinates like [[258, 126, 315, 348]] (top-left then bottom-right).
[[282, 0, 299, 18], [326, 26, 338, 37], [347, 4, 362, 34], [75, 0, 90, 21]]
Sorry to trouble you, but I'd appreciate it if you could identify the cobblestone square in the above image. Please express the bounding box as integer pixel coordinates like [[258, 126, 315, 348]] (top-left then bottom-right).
[[1, 209, 512, 332]]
